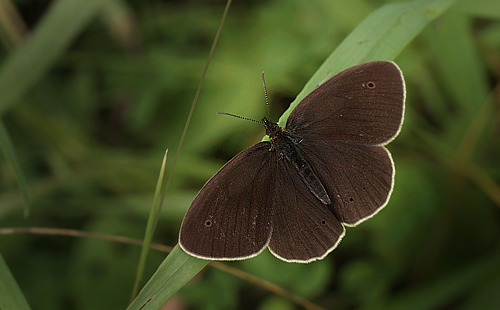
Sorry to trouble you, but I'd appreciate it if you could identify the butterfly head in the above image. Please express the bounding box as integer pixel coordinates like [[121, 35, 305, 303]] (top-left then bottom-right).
[[262, 117, 282, 140]]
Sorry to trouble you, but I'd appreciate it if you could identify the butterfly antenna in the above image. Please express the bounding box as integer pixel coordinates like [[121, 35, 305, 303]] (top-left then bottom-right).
[[262, 71, 272, 121], [217, 112, 263, 125]]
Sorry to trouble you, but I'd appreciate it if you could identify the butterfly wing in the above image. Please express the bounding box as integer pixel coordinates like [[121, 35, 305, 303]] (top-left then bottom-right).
[[268, 157, 345, 263], [285, 61, 405, 226], [287, 61, 405, 145], [180, 61, 405, 261], [179, 142, 276, 260], [298, 140, 394, 226]]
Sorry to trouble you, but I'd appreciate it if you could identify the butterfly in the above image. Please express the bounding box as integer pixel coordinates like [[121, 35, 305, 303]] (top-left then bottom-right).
[[179, 61, 405, 263]]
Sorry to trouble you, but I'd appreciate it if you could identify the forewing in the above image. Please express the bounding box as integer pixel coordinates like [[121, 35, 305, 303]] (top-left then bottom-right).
[[268, 158, 345, 263], [179, 142, 276, 260], [299, 139, 394, 226], [287, 61, 405, 145]]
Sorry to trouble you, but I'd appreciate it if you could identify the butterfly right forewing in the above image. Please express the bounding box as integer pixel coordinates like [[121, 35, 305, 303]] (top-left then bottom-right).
[[179, 142, 276, 260]]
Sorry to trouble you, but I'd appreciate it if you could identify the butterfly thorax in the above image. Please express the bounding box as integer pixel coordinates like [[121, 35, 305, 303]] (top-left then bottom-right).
[[262, 117, 332, 206]]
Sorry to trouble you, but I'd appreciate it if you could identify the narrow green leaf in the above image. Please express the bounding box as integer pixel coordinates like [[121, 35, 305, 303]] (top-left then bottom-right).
[[126, 245, 209, 310], [0, 0, 108, 116], [278, 0, 457, 127], [130, 150, 168, 301], [0, 252, 31, 310]]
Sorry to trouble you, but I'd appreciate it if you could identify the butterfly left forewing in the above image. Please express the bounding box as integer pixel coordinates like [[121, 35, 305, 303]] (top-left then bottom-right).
[[283, 61, 405, 227], [286, 61, 405, 145], [179, 142, 276, 260]]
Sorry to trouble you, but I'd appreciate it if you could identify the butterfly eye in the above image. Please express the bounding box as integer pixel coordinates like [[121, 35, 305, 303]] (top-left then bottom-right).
[[204, 220, 213, 227]]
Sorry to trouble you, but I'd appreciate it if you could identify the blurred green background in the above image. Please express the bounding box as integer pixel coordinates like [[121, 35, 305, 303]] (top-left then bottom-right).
[[1, 0, 500, 309]]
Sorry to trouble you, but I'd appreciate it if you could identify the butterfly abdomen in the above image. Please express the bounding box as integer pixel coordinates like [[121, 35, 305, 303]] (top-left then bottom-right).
[[273, 131, 332, 206]]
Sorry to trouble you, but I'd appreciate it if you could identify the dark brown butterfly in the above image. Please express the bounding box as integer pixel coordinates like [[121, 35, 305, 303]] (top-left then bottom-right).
[[179, 61, 405, 263]]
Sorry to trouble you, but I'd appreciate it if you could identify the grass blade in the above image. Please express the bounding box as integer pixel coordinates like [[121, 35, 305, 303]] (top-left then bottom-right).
[[279, 0, 457, 126], [0, 252, 31, 310], [130, 150, 169, 301], [126, 245, 208, 310]]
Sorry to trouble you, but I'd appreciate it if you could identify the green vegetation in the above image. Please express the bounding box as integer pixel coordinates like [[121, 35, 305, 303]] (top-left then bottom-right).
[[1, 0, 499, 309]]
